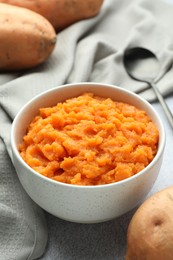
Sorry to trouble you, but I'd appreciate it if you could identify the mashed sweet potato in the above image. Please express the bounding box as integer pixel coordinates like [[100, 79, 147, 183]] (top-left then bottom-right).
[[19, 93, 159, 186]]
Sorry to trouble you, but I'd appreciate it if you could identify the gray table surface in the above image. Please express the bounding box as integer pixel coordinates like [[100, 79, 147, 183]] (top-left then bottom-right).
[[38, 95, 173, 260]]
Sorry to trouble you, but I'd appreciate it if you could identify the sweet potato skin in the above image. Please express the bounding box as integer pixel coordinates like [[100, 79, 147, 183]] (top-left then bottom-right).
[[0, 0, 104, 31], [0, 3, 56, 71], [126, 186, 173, 260]]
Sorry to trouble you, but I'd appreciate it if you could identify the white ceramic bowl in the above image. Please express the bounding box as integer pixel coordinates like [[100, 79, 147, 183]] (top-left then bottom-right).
[[11, 82, 165, 223]]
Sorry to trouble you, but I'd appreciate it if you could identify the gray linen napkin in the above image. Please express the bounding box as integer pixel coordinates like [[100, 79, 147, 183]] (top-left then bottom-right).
[[0, 0, 173, 259]]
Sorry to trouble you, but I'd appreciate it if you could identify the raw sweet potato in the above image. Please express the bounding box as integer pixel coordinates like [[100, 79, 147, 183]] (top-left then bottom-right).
[[0, 3, 56, 71], [0, 0, 104, 31], [126, 185, 173, 260]]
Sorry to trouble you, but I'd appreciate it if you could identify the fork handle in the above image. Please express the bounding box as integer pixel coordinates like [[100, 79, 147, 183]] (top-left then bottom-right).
[[150, 82, 173, 129]]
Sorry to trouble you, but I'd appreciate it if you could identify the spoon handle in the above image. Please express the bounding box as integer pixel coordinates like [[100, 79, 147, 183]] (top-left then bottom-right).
[[150, 82, 173, 129]]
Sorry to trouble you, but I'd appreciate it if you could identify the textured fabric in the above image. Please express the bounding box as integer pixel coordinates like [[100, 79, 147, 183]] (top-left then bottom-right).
[[0, 0, 173, 259], [0, 112, 48, 260], [0, 141, 48, 260]]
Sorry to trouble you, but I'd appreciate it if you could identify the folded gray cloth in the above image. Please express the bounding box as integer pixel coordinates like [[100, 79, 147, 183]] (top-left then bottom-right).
[[0, 108, 48, 260], [0, 0, 173, 259]]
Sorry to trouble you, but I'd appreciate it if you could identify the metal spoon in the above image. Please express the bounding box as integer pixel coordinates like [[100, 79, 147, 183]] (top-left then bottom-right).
[[123, 47, 173, 129]]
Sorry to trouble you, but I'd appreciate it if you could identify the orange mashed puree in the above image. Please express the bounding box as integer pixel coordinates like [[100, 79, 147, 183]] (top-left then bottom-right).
[[19, 93, 159, 186]]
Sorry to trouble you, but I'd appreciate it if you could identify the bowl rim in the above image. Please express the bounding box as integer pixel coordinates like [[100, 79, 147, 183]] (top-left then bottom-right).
[[11, 82, 166, 190]]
